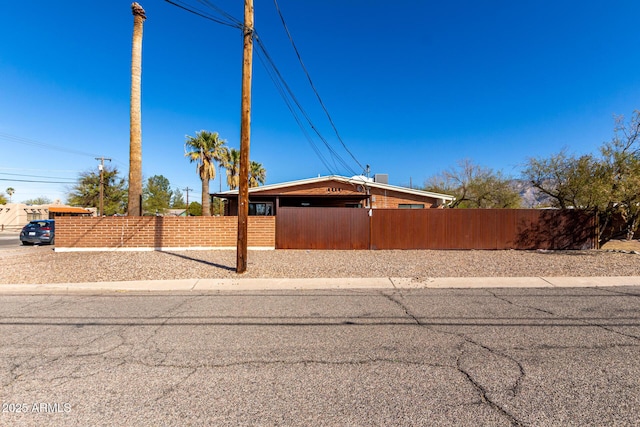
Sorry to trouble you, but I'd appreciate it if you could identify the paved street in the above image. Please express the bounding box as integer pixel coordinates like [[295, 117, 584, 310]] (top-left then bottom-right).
[[0, 232, 20, 250], [1, 286, 639, 426]]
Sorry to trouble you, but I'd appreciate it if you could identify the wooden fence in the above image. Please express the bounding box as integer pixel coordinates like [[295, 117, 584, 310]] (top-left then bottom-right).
[[276, 207, 369, 250], [276, 208, 598, 250]]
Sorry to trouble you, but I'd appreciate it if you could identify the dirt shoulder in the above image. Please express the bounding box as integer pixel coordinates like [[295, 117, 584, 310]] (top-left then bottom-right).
[[1, 246, 639, 285], [600, 239, 640, 251]]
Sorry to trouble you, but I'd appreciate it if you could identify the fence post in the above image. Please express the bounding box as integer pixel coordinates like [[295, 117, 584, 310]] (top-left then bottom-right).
[[368, 208, 373, 250]]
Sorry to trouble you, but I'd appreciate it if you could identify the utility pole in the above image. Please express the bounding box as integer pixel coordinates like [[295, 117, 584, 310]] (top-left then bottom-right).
[[237, 0, 254, 274], [182, 187, 192, 216], [95, 157, 112, 216]]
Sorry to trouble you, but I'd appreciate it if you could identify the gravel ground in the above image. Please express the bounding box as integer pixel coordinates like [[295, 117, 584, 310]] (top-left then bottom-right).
[[1, 244, 639, 284]]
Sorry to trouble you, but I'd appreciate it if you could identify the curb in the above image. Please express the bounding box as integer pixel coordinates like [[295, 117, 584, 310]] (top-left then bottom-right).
[[1, 276, 640, 293]]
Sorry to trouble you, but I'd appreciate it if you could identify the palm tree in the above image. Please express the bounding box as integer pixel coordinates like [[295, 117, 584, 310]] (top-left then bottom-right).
[[184, 130, 227, 216], [6, 187, 15, 203], [217, 146, 230, 193], [224, 148, 241, 190], [128, 2, 146, 216], [249, 161, 266, 188]]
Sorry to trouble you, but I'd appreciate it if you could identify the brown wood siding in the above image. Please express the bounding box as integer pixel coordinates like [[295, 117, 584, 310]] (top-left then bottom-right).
[[276, 207, 369, 249], [256, 180, 366, 196], [276, 208, 597, 250], [370, 209, 597, 250]]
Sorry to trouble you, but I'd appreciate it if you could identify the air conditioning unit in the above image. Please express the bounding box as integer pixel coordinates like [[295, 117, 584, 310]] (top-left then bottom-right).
[[374, 174, 388, 184]]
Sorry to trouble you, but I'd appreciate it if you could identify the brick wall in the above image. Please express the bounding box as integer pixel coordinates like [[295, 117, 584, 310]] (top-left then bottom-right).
[[55, 216, 275, 251]]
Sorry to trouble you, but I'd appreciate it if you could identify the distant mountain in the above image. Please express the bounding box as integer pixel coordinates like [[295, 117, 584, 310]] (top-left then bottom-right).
[[510, 179, 553, 208]]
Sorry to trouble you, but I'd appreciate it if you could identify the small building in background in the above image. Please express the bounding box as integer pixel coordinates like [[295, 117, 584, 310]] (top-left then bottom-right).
[[47, 206, 94, 219], [0, 203, 93, 231]]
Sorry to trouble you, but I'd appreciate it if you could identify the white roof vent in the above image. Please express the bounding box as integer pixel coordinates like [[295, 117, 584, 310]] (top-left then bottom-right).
[[350, 175, 373, 182]]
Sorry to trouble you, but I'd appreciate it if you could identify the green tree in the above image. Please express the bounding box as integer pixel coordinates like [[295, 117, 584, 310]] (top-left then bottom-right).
[[223, 148, 241, 190], [424, 159, 521, 208], [0, 193, 7, 204], [171, 187, 186, 209], [223, 150, 266, 190], [184, 130, 227, 216], [522, 111, 640, 242], [67, 166, 127, 215], [143, 175, 173, 215], [211, 197, 225, 216], [600, 112, 640, 240], [249, 161, 266, 188], [522, 151, 604, 209], [188, 201, 202, 216], [6, 187, 15, 202], [23, 197, 52, 205]]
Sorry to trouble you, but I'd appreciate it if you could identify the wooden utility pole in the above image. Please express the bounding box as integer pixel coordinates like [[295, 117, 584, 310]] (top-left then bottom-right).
[[95, 157, 112, 216], [182, 186, 192, 216], [237, 0, 254, 273]]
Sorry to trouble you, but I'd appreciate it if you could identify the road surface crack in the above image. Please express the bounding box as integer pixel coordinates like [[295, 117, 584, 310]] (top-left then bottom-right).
[[486, 289, 640, 342], [381, 290, 526, 426], [456, 352, 525, 427]]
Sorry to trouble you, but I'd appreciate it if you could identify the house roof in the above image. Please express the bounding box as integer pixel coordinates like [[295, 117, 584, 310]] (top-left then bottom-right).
[[214, 175, 455, 202], [48, 206, 92, 214]]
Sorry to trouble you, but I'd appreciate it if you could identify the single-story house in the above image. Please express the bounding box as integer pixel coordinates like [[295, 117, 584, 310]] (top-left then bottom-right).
[[164, 208, 188, 217], [0, 203, 93, 231], [212, 175, 455, 216]]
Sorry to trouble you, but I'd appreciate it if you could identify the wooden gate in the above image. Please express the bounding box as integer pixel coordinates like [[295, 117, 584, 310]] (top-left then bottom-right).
[[276, 207, 369, 249]]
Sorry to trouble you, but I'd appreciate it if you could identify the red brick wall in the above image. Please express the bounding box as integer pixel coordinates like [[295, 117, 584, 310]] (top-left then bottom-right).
[[55, 216, 275, 250]]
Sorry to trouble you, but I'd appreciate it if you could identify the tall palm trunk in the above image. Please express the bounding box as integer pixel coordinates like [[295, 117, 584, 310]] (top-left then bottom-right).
[[128, 2, 146, 216], [201, 172, 211, 216]]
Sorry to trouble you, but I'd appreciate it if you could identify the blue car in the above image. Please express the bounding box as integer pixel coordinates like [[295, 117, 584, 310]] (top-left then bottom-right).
[[20, 220, 55, 245]]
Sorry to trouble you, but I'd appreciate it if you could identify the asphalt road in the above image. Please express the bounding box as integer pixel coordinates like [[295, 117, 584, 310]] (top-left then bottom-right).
[[0, 232, 20, 249], [1, 287, 639, 426]]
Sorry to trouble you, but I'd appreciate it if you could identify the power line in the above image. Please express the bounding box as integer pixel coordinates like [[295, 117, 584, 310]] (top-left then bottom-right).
[[164, 0, 365, 177], [195, 0, 243, 27], [254, 36, 359, 176], [164, 0, 243, 29], [0, 132, 126, 168], [0, 167, 78, 173], [271, 0, 366, 174], [0, 132, 103, 158], [253, 36, 337, 174], [0, 178, 75, 184], [0, 172, 76, 180]]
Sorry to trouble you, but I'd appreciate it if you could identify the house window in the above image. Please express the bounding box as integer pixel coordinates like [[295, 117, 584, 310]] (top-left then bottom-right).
[[26, 212, 45, 221], [249, 202, 273, 216], [398, 204, 425, 209]]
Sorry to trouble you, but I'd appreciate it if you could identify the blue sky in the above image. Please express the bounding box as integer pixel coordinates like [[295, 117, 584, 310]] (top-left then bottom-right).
[[1, 0, 639, 204]]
